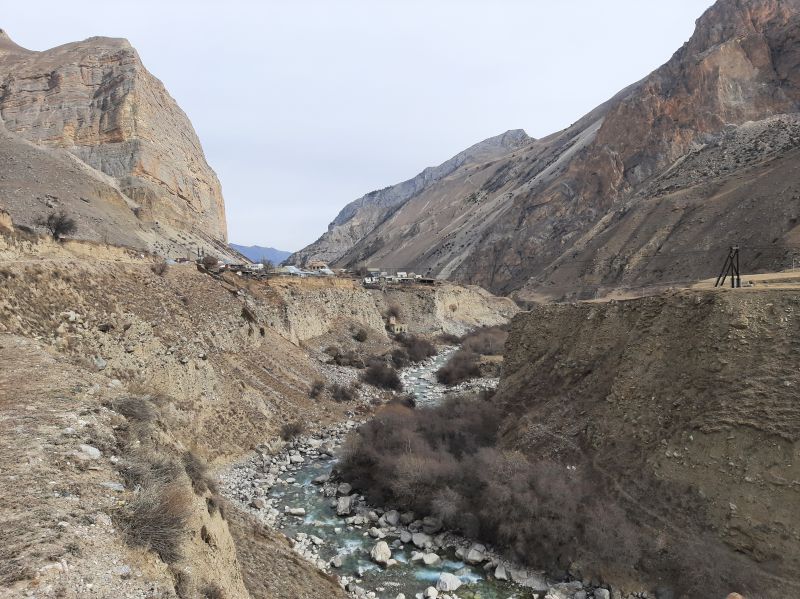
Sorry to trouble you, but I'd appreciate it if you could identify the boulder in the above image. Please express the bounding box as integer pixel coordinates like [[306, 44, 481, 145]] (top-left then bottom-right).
[[436, 572, 462, 592], [336, 495, 354, 516], [384, 509, 401, 526], [400, 530, 412, 543], [424, 588, 438, 599], [422, 553, 441, 566], [594, 590, 610, 599], [330, 554, 344, 568], [465, 545, 486, 564], [337, 482, 352, 496], [285, 507, 305, 517], [370, 541, 392, 566], [411, 532, 431, 548], [250, 497, 266, 510], [422, 516, 443, 534], [494, 564, 507, 580]]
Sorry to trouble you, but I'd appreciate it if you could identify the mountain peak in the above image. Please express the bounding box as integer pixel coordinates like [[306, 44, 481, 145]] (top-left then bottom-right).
[[0, 29, 32, 56]]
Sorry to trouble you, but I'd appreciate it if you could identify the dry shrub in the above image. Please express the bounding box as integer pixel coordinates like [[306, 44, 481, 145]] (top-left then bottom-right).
[[462, 325, 507, 355], [385, 304, 401, 319], [309, 379, 325, 398], [280, 421, 305, 441], [436, 350, 480, 385], [119, 449, 183, 490], [119, 483, 192, 563], [182, 451, 217, 495], [202, 584, 224, 599], [353, 328, 368, 342], [362, 362, 402, 390], [330, 384, 357, 403], [201, 255, 219, 268], [151, 259, 169, 276], [438, 332, 461, 345], [391, 348, 410, 368], [112, 396, 159, 423], [328, 348, 365, 368], [398, 334, 437, 362]]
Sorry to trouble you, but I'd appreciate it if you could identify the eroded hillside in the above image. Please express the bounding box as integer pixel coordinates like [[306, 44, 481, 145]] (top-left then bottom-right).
[[0, 229, 515, 598], [496, 288, 800, 595]]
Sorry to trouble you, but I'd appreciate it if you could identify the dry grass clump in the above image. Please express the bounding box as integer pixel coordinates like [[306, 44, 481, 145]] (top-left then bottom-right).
[[309, 379, 325, 398], [330, 383, 358, 403], [112, 395, 159, 423], [182, 451, 218, 495], [119, 483, 193, 563], [151, 258, 169, 276], [362, 361, 402, 390], [280, 421, 306, 441]]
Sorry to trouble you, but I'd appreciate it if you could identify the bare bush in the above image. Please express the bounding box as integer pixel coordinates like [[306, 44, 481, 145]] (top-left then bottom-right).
[[280, 421, 305, 441], [398, 334, 437, 362], [462, 326, 508, 356], [328, 348, 365, 369], [362, 362, 402, 390], [391, 348, 410, 368], [438, 332, 461, 345], [151, 258, 169, 276], [309, 379, 325, 398], [385, 304, 401, 319], [182, 451, 217, 495], [201, 255, 219, 268], [353, 328, 368, 342], [330, 384, 357, 403], [119, 483, 192, 563], [112, 396, 159, 423], [37, 210, 77, 241], [436, 350, 481, 385], [202, 584, 224, 599], [119, 449, 183, 490]]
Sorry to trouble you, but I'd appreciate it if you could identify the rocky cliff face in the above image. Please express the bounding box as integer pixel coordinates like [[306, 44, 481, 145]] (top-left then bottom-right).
[[294, 0, 800, 299], [0, 29, 228, 250], [288, 129, 531, 266]]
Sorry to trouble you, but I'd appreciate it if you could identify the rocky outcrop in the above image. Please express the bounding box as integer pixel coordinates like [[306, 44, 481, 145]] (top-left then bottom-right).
[[293, 0, 800, 299], [288, 129, 531, 266], [0, 29, 228, 251]]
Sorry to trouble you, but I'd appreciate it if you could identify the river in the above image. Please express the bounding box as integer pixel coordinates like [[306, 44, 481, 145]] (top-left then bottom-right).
[[224, 347, 553, 599]]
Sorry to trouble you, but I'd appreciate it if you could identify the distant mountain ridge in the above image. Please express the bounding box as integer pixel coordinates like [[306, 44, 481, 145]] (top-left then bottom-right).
[[287, 129, 531, 266], [292, 0, 800, 300], [230, 244, 292, 264]]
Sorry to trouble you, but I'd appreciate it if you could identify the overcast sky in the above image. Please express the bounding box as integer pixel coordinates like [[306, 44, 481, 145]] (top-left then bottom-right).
[[5, 1, 713, 251]]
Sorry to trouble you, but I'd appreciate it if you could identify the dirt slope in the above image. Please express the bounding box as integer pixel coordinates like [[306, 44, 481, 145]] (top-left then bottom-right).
[[497, 288, 800, 595]]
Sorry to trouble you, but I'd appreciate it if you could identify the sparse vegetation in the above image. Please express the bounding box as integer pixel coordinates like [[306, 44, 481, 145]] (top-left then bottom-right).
[[438, 332, 461, 345], [201, 254, 219, 268], [339, 392, 762, 597], [151, 258, 169, 276], [397, 334, 437, 362], [385, 304, 401, 320], [309, 379, 325, 398], [353, 328, 368, 342], [462, 325, 508, 355], [361, 361, 402, 390], [119, 483, 193, 564], [436, 350, 481, 385], [280, 421, 305, 441], [330, 383, 357, 403], [182, 451, 217, 495], [327, 347, 365, 368], [37, 210, 77, 241]]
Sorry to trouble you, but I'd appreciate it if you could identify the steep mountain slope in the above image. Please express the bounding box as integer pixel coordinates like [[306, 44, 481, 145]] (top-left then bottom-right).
[[497, 288, 800, 595], [288, 129, 531, 266], [0, 29, 232, 257], [296, 0, 800, 299], [230, 244, 292, 264]]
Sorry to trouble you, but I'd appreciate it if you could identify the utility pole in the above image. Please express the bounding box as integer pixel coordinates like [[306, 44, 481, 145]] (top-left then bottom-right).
[[714, 245, 741, 288]]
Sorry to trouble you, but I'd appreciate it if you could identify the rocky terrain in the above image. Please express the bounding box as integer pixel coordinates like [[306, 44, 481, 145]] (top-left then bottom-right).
[[0, 29, 233, 259], [495, 288, 800, 595], [294, 0, 800, 300], [0, 228, 514, 598]]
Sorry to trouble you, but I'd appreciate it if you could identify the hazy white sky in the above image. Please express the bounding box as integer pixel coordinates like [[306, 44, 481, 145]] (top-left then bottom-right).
[[4, 1, 713, 250]]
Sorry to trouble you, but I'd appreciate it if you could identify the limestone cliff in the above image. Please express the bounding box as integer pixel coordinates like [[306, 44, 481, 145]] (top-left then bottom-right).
[[0, 29, 228, 250], [294, 0, 800, 299]]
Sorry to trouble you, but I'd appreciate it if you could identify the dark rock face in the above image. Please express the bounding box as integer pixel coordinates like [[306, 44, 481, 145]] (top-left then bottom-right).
[[294, 0, 800, 299]]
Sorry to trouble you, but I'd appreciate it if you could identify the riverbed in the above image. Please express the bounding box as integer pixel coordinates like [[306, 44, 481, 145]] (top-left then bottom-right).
[[221, 349, 583, 599]]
